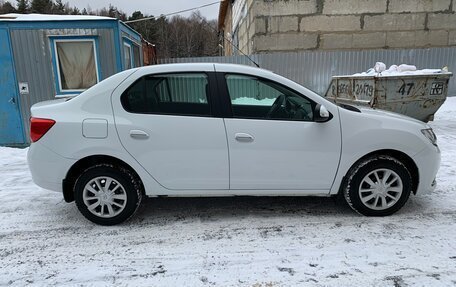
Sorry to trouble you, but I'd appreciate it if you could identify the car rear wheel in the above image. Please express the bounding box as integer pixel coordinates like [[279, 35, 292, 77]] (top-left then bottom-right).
[[74, 164, 142, 225], [343, 155, 412, 216]]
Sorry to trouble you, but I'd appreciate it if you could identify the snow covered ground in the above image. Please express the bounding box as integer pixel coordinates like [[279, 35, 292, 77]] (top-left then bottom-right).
[[1, 99, 456, 287]]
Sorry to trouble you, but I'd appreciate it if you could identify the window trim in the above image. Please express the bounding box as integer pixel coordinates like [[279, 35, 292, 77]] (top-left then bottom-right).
[[50, 36, 101, 95], [120, 72, 219, 118], [219, 72, 318, 122]]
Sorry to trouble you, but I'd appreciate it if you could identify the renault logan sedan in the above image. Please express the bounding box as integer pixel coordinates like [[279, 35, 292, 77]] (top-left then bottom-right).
[[28, 64, 440, 225]]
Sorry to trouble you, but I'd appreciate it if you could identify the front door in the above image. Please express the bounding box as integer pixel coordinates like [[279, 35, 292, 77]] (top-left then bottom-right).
[[0, 28, 24, 145], [222, 74, 341, 191], [114, 72, 229, 190]]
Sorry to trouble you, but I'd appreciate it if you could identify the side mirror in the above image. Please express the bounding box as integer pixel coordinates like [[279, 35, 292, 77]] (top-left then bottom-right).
[[315, 104, 332, 122]]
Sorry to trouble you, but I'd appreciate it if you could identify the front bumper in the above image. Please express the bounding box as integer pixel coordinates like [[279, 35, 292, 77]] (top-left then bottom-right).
[[27, 143, 76, 193], [413, 145, 441, 194]]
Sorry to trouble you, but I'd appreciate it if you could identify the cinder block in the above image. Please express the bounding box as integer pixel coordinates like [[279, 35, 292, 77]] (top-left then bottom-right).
[[450, 31, 456, 45], [364, 14, 426, 31], [386, 30, 448, 47], [388, 0, 451, 13], [415, 30, 449, 47], [428, 13, 456, 30], [246, 0, 255, 11], [239, 20, 248, 38], [386, 31, 417, 48], [386, 30, 449, 48], [323, 0, 387, 14], [248, 21, 255, 38], [253, 0, 318, 16], [255, 17, 266, 34], [353, 32, 386, 48], [239, 41, 249, 54], [300, 15, 360, 32], [269, 16, 299, 33], [320, 33, 354, 49], [254, 33, 318, 52]]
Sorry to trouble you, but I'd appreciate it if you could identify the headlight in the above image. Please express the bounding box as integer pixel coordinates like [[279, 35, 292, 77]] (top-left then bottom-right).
[[421, 128, 437, 146]]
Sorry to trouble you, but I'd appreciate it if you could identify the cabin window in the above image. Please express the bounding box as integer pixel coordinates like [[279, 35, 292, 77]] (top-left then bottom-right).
[[133, 44, 141, 68], [51, 38, 100, 93], [123, 39, 141, 69], [124, 42, 132, 69]]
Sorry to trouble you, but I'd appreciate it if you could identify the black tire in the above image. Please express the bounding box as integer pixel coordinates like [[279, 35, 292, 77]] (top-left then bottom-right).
[[74, 164, 143, 225], [343, 155, 412, 216]]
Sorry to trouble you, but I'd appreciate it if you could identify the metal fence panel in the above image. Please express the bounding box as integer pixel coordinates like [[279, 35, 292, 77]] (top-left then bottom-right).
[[155, 74, 208, 103], [159, 48, 456, 97]]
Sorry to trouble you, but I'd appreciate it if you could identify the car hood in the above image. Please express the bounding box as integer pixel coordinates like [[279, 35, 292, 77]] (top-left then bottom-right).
[[356, 106, 429, 127]]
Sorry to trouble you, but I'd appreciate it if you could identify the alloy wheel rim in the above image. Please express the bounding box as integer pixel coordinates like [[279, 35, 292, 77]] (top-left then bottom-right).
[[82, 176, 127, 218], [358, 168, 403, 211]]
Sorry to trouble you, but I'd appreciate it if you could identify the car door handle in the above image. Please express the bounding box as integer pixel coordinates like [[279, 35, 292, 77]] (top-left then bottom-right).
[[129, 129, 149, 139], [235, 133, 254, 142]]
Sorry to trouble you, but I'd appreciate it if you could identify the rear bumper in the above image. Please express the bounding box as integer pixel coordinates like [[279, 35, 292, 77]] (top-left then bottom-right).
[[413, 144, 441, 194], [27, 143, 76, 193]]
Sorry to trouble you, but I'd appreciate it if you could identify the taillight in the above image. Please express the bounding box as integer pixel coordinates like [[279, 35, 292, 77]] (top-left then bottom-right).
[[30, 117, 55, 142]]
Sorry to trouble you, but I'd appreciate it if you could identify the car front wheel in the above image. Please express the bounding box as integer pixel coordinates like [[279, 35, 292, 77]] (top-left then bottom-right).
[[343, 155, 412, 216], [74, 164, 142, 225]]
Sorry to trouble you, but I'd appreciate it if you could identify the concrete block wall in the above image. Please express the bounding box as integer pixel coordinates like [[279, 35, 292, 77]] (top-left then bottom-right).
[[234, 0, 456, 53], [235, 0, 255, 55]]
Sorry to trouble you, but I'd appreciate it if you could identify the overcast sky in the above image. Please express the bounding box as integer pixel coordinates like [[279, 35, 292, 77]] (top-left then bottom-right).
[[67, 0, 220, 20]]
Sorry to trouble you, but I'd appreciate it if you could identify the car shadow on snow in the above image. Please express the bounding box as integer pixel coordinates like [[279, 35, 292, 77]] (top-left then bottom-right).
[[129, 196, 355, 224], [126, 193, 435, 226], [53, 193, 433, 227]]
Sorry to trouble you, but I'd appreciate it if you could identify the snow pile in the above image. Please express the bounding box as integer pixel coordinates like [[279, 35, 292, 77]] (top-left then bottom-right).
[[353, 62, 450, 77], [232, 97, 275, 106], [373, 62, 387, 73]]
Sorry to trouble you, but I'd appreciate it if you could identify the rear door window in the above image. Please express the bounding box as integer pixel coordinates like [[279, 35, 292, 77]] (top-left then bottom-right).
[[121, 73, 211, 116]]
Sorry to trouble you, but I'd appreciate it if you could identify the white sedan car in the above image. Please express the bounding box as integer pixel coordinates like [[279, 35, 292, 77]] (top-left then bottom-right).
[[28, 64, 440, 225]]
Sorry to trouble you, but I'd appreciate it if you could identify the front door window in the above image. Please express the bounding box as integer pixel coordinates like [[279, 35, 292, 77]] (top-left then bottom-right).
[[225, 74, 315, 121]]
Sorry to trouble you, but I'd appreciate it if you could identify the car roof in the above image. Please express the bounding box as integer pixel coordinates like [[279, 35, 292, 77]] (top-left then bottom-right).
[[133, 63, 275, 77]]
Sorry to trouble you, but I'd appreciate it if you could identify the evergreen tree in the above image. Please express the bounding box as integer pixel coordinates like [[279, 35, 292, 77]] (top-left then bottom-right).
[[30, 0, 52, 13], [69, 6, 79, 15], [129, 10, 144, 21], [0, 1, 17, 13], [52, 0, 65, 14], [16, 0, 28, 13]]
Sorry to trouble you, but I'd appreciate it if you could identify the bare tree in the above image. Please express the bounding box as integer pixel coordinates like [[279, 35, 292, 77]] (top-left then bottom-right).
[[127, 11, 218, 58]]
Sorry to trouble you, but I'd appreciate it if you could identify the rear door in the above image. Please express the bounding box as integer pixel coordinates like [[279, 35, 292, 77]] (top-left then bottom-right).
[[113, 69, 229, 190], [220, 73, 342, 192]]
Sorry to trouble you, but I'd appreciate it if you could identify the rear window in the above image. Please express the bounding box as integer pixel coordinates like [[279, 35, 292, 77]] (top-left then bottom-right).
[[121, 73, 211, 116]]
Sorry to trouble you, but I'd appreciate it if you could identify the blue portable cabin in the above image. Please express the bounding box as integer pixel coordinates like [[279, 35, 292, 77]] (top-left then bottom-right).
[[0, 13, 144, 146]]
